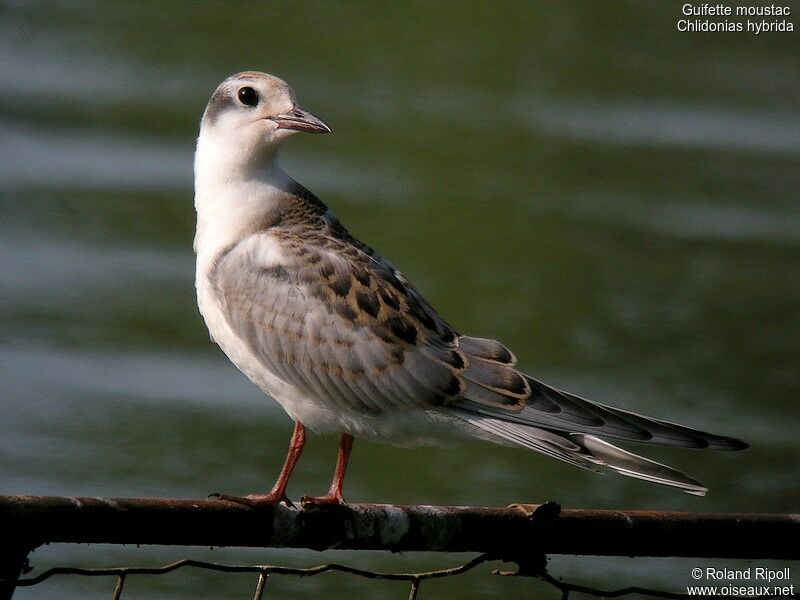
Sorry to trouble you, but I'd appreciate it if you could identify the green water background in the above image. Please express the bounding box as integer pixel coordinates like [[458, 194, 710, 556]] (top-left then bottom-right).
[[1, 2, 798, 598]]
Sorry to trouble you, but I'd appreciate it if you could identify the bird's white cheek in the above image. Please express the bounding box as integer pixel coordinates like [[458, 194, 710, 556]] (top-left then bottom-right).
[[247, 119, 289, 147], [236, 121, 279, 157]]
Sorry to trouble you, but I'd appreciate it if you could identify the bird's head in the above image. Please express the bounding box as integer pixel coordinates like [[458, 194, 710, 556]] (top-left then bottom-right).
[[197, 71, 330, 172]]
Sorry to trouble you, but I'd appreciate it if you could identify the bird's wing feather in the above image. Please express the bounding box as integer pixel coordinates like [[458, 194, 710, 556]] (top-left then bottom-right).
[[451, 350, 742, 493], [453, 374, 748, 450], [209, 229, 469, 413], [447, 333, 746, 450], [210, 226, 746, 453]]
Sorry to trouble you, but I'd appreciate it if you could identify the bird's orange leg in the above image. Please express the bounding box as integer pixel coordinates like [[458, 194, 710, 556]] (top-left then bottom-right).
[[301, 433, 354, 506], [213, 420, 306, 507]]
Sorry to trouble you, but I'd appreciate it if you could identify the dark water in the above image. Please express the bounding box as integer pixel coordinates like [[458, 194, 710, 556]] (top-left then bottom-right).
[[2, 2, 798, 598]]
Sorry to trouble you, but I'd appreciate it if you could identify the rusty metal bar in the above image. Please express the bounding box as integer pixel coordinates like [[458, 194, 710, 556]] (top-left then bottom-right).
[[0, 495, 797, 560]]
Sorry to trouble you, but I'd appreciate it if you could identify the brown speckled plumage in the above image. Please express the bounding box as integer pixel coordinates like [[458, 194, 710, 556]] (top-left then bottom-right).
[[210, 183, 535, 414], [210, 183, 748, 451]]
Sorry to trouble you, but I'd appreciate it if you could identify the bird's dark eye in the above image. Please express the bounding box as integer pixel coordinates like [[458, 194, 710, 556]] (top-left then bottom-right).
[[237, 86, 259, 107]]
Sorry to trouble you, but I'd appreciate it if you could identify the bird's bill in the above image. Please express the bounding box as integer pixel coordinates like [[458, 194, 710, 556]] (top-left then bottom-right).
[[270, 106, 331, 134]]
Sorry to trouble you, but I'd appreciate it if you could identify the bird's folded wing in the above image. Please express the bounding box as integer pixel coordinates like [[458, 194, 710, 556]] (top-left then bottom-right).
[[208, 230, 470, 413], [452, 376, 748, 450], [210, 230, 747, 452]]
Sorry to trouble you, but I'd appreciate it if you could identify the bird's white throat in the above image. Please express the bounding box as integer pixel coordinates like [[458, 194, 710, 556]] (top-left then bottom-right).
[[193, 129, 291, 262]]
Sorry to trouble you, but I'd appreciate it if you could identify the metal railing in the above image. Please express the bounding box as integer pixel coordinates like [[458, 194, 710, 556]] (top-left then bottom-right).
[[1, 495, 798, 599]]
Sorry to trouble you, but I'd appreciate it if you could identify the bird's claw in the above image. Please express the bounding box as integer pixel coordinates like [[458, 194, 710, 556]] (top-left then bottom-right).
[[210, 492, 295, 508], [300, 493, 346, 507]]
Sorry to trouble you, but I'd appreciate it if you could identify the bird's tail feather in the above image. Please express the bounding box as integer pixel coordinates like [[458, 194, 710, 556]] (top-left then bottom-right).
[[458, 414, 708, 495], [571, 433, 707, 495]]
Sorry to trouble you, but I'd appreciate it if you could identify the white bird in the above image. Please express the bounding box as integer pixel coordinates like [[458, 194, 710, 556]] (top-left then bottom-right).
[[193, 71, 747, 505]]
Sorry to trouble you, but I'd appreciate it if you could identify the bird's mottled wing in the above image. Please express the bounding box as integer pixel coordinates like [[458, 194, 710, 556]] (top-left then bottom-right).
[[209, 226, 746, 453], [453, 375, 748, 450], [209, 229, 469, 413]]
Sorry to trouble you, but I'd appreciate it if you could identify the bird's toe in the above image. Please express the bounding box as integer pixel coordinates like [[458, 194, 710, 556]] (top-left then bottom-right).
[[300, 493, 346, 507], [211, 492, 294, 508]]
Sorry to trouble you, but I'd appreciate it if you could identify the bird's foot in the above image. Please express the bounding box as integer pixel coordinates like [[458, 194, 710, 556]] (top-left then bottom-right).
[[300, 492, 346, 507], [209, 492, 295, 508]]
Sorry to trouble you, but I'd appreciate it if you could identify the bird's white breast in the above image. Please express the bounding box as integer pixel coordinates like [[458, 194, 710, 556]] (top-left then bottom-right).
[[193, 160, 308, 421]]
